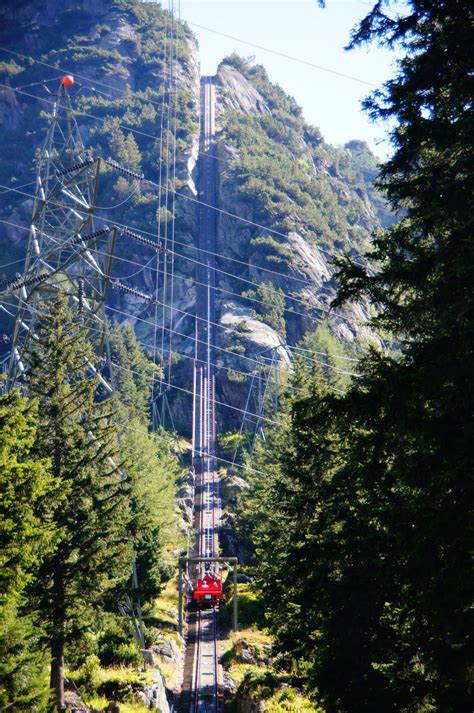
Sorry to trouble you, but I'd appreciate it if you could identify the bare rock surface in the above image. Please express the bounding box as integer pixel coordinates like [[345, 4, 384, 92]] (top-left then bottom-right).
[[215, 64, 270, 118]]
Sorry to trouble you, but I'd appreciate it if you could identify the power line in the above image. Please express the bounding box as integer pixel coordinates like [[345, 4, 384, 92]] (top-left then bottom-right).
[[103, 301, 361, 378], [125, 417, 282, 478], [0, 190, 338, 316], [111, 359, 284, 429], [102, 276, 361, 377], [0, 257, 25, 270], [93, 243, 330, 323], [167, 1, 180, 390], [0, 46, 235, 170], [104, 303, 278, 371], [1, 292, 327, 398], [185, 21, 377, 88], [0, 217, 312, 334], [6, 14, 370, 91], [289, 343, 360, 363], [0, 179, 37, 196], [0, 213, 366, 372], [1, 294, 285, 475], [0, 81, 167, 143], [2, 285, 289, 426], [0, 79, 368, 271]]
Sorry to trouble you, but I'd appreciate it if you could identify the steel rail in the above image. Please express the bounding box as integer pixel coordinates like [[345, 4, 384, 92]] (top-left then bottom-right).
[[189, 75, 220, 713]]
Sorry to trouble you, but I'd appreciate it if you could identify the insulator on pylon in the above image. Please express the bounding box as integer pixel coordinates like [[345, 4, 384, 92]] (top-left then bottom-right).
[[70, 226, 111, 247], [120, 227, 170, 253], [78, 277, 84, 315], [56, 158, 95, 177], [1, 272, 49, 294], [110, 280, 153, 302], [0, 275, 17, 289], [104, 157, 144, 181]]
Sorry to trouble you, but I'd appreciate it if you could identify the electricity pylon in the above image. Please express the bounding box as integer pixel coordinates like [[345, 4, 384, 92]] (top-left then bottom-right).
[[1, 76, 118, 393], [0, 75, 158, 653]]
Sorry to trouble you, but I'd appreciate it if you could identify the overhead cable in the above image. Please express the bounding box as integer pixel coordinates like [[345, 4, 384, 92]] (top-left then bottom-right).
[[0, 192, 338, 316], [0, 80, 368, 270], [185, 21, 377, 88]]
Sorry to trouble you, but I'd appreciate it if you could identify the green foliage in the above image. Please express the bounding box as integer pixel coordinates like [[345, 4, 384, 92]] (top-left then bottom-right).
[[0, 601, 49, 711], [223, 583, 266, 632], [73, 654, 101, 696], [0, 390, 55, 602], [109, 320, 157, 422], [238, 2, 474, 712], [243, 281, 287, 338], [25, 294, 132, 709], [0, 60, 23, 76], [0, 390, 54, 710], [121, 420, 178, 600], [218, 58, 386, 268], [0, 0, 199, 339], [218, 431, 245, 458], [300, 321, 358, 391], [234, 670, 324, 712]]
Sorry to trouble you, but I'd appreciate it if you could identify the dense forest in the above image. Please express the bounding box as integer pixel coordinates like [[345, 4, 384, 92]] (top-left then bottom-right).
[[0, 0, 472, 711], [236, 1, 473, 712], [0, 298, 180, 710]]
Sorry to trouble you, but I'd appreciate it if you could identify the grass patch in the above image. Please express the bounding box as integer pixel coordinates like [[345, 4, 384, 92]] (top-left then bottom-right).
[[266, 687, 325, 712], [69, 660, 153, 709], [157, 658, 176, 686], [227, 662, 263, 686], [95, 668, 152, 686], [220, 594, 324, 711], [222, 582, 267, 632], [119, 703, 155, 713], [147, 575, 179, 631], [236, 670, 325, 712], [87, 697, 150, 713]]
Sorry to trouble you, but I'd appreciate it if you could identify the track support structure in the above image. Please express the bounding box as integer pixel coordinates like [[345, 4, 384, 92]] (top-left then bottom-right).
[[178, 557, 238, 636]]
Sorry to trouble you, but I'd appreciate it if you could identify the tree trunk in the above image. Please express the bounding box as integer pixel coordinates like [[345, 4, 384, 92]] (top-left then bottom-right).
[[50, 635, 65, 711], [50, 561, 66, 712]]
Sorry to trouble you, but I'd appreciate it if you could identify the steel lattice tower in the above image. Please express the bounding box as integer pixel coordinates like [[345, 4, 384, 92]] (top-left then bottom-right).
[[1, 77, 118, 393]]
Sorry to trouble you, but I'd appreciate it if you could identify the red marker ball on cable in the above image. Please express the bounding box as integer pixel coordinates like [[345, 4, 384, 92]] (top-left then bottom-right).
[[61, 75, 74, 87]]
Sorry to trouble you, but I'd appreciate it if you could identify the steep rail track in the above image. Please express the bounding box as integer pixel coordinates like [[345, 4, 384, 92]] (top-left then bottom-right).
[[181, 75, 221, 713]]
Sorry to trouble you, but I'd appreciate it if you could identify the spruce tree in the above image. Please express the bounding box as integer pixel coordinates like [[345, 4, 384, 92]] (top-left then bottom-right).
[[25, 295, 132, 711], [332, 2, 474, 708], [122, 421, 177, 600], [0, 390, 54, 710], [243, 2, 473, 710], [109, 320, 176, 602]]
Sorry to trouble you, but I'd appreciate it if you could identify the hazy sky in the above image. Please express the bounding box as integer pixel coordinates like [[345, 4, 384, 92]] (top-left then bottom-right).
[[178, 0, 402, 158]]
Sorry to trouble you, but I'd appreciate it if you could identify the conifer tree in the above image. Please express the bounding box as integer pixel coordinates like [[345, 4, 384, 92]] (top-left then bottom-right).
[[109, 320, 176, 601], [25, 295, 132, 711], [109, 320, 157, 423], [122, 422, 177, 600], [243, 2, 473, 710], [0, 390, 54, 710], [331, 2, 474, 708]]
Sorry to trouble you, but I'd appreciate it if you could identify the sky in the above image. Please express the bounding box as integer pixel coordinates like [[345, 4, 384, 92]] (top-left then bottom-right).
[[177, 0, 402, 158]]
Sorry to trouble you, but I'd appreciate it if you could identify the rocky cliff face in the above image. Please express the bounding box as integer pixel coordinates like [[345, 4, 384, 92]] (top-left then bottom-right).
[[0, 2, 391, 432], [207, 58, 390, 426]]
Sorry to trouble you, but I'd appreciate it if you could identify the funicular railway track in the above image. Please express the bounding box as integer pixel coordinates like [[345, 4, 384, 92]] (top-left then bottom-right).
[[182, 75, 221, 712]]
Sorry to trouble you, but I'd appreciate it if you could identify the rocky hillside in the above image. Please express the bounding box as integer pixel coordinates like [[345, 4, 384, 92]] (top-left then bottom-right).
[[212, 58, 390, 372], [0, 0, 200, 347], [0, 0, 391, 431]]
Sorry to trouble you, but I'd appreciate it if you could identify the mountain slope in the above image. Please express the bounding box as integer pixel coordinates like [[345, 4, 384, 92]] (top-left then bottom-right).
[[0, 1, 392, 431]]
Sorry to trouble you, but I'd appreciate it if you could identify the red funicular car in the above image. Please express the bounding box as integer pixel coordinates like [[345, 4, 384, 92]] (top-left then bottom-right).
[[193, 573, 222, 608]]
